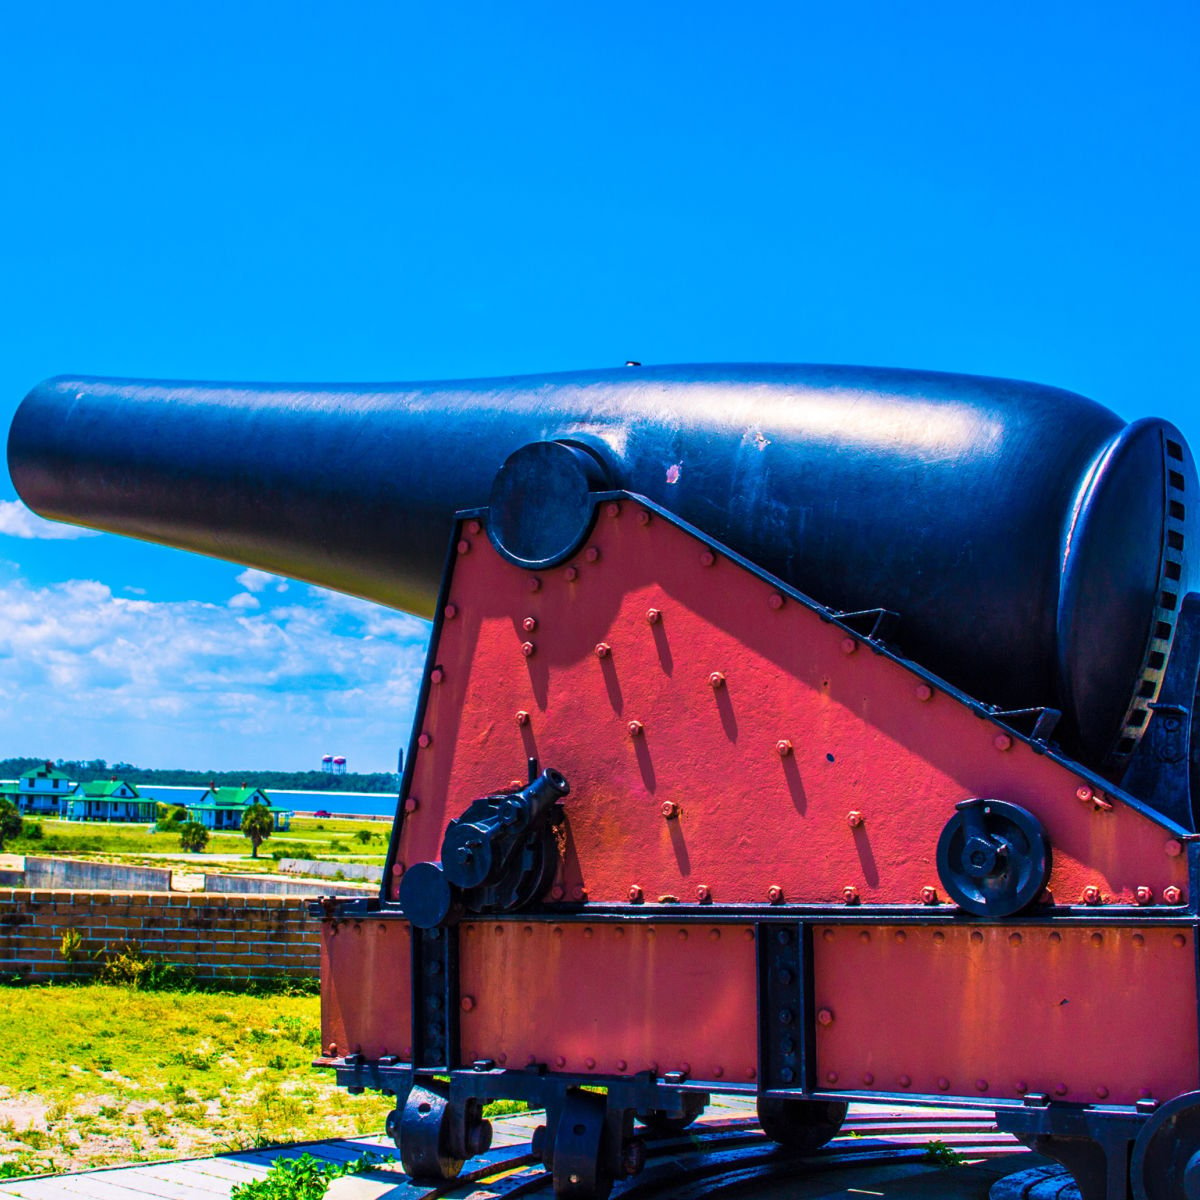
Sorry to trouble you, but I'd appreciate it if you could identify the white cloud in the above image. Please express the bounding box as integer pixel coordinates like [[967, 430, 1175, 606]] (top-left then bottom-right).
[[0, 501, 101, 540], [0, 576, 431, 770], [236, 568, 287, 594]]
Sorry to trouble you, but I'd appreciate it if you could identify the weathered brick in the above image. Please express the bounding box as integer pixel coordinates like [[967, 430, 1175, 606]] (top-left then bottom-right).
[[1, 888, 321, 980]]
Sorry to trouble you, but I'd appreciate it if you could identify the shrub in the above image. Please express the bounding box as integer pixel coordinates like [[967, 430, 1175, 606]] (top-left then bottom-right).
[[0, 799, 22, 850], [94, 942, 192, 991], [174, 1043, 220, 1070], [483, 1099, 529, 1118], [923, 1139, 966, 1168], [275, 1014, 321, 1050], [156, 804, 190, 832], [179, 821, 209, 853], [59, 928, 86, 964], [230, 1150, 392, 1200], [143, 1108, 170, 1135]]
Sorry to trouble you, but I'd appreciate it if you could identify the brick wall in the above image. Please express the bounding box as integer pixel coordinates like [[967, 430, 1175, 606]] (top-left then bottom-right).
[[0, 888, 321, 983]]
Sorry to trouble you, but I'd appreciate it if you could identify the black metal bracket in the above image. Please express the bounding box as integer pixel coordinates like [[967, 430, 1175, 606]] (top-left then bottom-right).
[[325, 1059, 713, 1111], [757, 921, 814, 1092], [995, 1101, 1146, 1200], [830, 607, 899, 643], [307, 895, 381, 920], [991, 706, 1063, 745], [412, 925, 458, 1070]]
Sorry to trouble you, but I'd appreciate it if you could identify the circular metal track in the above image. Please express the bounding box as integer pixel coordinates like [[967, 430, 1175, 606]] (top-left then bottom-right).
[[339, 1103, 1037, 1200]]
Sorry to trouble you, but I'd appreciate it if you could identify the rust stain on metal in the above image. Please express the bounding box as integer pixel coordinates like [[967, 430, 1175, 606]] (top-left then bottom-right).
[[459, 921, 756, 1078], [814, 923, 1198, 1106]]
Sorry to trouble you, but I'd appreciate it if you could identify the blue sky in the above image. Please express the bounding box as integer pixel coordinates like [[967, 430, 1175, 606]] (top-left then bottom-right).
[[0, 2, 1196, 770]]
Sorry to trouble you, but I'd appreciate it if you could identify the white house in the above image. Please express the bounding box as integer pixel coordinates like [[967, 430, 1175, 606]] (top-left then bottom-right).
[[184, 785, 293, 831], [14, 763, 74, 816], [66, 778, 157, 823]]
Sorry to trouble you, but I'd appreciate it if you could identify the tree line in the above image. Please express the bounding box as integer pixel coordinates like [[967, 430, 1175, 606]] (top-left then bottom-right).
[[0, 757, 400, 794]]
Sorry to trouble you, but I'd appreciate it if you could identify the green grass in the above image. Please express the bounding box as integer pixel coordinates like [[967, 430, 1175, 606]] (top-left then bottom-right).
[[8, 816, 390, 872], [292, 817, 391, 837], [0, 983, 394, 1176]]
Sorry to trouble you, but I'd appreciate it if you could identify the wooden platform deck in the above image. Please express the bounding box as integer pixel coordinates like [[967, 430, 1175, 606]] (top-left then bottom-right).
[[0, 1100, 757, 1199], [0, 1096, 1030, 1199], [0, 1095, 577, 1200], [0, 1131, 401, 1199]]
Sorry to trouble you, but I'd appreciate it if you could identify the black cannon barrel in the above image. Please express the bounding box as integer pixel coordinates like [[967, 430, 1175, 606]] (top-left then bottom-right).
[[8, 363, 1193, 772]]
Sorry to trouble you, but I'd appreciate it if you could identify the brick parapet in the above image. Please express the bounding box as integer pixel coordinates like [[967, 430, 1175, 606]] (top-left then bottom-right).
[[0, 889, 320, 983]]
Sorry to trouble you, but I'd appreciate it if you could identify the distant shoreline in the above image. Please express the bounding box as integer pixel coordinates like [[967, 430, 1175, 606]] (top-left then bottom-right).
[[294, 809, 393, 822]]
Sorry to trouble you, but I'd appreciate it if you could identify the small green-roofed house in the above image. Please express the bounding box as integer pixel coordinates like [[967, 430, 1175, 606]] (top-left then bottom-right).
[[66, 778, 156, 823], [18, 762, 75, 816], [185, 785, 293, 831]]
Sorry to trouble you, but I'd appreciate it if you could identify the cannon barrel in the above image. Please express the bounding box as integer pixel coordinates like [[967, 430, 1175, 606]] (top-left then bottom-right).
[[8, 363, 1194, 771]]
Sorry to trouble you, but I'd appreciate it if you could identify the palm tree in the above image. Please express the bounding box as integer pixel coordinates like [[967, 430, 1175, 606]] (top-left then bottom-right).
[[241, 802, 275, 859]]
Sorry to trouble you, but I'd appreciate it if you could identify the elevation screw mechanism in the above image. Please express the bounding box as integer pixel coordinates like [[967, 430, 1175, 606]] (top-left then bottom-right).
[[400, 768, 571, 929]]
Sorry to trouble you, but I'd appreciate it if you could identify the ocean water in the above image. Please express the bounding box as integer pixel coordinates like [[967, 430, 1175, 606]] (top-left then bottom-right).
[[307, 796, 398, 820]]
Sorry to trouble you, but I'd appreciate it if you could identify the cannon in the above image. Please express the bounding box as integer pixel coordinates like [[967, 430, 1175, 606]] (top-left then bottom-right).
[[10, 362, 1200, 1199]]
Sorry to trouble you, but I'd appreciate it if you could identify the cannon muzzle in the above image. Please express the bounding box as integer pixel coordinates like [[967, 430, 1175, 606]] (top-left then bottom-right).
[[8, 363, 1194, 772]]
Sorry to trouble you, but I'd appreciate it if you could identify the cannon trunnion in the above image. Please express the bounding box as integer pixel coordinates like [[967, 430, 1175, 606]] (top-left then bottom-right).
[[11, 363, 1200, 1199]]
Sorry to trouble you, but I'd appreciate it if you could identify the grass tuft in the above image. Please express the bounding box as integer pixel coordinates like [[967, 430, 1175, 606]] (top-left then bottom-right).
[[923, 1138, 967, 1168]]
